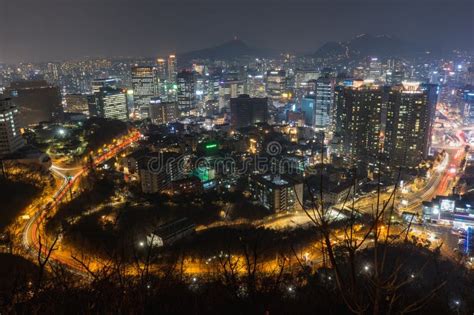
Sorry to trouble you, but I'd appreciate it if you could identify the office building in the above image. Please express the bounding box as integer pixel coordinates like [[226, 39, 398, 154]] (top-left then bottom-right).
[[314, 77, 335, 130], [230, 94, 268, 129], [218, 77, 245, 110], [367, 57, 382, 81], [167, 55, 177, 82], [155, 58, 168, 98], [301, 95, 316, 126], [295, 69, 319, 88], [177, 70, 196, 115], [4, 80, 63, 126], [131, 66, 157, 118], [92, 87, 128, 121], [0, 96, 25, 156], [156, 58, 167, 81], [266, 70, 287, 102], [91, 77, 118, 93], [384, 82, 438, 169], [149, 98, 178, 125]]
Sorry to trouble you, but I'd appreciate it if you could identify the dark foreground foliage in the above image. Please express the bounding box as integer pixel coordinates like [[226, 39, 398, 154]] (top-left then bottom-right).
[[1, 244, 473, 315]]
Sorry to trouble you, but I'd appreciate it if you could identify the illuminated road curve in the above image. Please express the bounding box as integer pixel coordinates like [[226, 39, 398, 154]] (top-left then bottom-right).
[[21, 131, 141, 275]]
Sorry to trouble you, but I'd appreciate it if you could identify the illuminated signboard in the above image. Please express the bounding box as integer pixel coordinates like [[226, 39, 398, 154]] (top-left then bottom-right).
[[205, 143, 217, 149], [440, 199, 455, 212]]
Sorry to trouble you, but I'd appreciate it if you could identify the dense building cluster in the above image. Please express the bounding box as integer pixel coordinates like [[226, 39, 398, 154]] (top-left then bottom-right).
[[0, 40, 473, 218]]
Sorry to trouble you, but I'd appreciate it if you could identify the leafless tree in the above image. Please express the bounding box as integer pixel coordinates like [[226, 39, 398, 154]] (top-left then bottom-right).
[[296, 155, 447, 314], [35, 232, 59, 295]]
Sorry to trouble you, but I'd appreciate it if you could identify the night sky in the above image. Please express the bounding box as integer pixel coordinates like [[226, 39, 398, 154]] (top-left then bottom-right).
[[0, 0, 472, 63]]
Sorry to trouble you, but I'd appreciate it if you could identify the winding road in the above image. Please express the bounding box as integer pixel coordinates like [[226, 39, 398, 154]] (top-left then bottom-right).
[[21, 130, 141, 274]]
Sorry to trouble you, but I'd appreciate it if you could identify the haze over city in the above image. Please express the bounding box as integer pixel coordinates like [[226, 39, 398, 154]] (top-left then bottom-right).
[[1, 0, 472, 62]]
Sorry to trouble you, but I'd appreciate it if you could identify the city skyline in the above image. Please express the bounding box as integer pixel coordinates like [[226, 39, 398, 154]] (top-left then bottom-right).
[[0, 1, 473, 313]]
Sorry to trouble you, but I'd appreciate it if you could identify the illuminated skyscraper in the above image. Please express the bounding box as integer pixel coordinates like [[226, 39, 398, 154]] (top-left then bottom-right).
[[334, 82, 384, 167], [131, 66, 157, 118], [167, 55, 177, 83], [92, 87, 128, 121], [156, 58, 167, 81], [155, 58, 168, 99], [0, 96, 25, 155], [176, 70, 196, 116], [301, 95, 315, 126], [313, 77, 335, 130]]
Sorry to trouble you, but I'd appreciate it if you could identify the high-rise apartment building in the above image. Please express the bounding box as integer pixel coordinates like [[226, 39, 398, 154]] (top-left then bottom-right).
[[230, 94, 268, 129], [334, 82, 385, 166], [384, 82, 438, 169], [0, 96, 25, 156], [46, 62, 60, 85], [139, 152, 183, 194]]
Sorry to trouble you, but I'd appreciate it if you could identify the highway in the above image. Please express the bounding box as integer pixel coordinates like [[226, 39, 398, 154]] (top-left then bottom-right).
[[262, 134, 466, 230], [20, 130, 141, 275]]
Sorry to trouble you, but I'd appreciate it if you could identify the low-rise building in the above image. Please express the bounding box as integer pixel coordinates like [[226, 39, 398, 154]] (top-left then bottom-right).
[[147, 218, 196, 247], [249, 174, 303, 213], [306, 175, 355, 206], [422, 195, 474, 229]]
